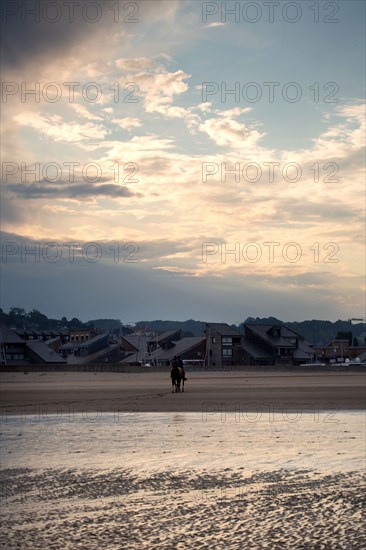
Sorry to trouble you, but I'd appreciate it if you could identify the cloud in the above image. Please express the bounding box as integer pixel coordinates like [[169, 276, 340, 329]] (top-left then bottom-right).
[[70, 103, 104, 121], [6, 182, 140, 200], [115, 57, 153, 71], [112, 117, 142, 130], [199, 116, 264, 149], [207, 22, 227, 28], [127, 68, 193, 119], [14, 112, 109, 142]]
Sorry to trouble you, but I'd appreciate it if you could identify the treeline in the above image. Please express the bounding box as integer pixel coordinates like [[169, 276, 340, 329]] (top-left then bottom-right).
[[1, 308, 365, 345]]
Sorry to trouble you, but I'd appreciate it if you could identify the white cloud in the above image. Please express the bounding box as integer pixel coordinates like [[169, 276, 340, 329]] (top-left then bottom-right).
[[14, 112, 110, 142], [112, 117, 142, 130], [199, 116, 264, 149], [70, 103, 104, 121], [207, 22, 227, 28]]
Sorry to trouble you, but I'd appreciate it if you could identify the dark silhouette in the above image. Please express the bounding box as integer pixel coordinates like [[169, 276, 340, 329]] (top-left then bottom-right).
[[177, 356, 186, 392], [170, 356, 181, 393]]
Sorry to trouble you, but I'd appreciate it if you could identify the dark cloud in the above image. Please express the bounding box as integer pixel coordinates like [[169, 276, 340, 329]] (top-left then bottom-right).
[[6, 182, 141, 199], [0, 0, 115, 70]]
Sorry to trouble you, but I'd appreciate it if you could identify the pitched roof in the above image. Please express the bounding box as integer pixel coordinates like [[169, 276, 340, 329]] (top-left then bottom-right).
[[26, 341, 66, 363], [0, 326, 25, 344], [148, 330, 181, 343], [241, 339, 273, 359], [245, 323, 300, 347], [66, 344, 120, 364], [205, 323, 242, 336], [152, 337, 205, 360], [121, 337, 206, 364]]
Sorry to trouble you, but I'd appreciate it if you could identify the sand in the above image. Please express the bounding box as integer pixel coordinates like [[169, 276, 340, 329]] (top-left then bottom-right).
[[1, 371, 365, 413], [1, 372, 365, 548], [1, 467, 365, 549]]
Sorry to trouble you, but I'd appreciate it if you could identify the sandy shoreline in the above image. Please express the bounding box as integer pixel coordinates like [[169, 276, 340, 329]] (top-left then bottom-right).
[[1, 389, 365, 548], [1, 467, 365, 549], [1, 371, 365, 413]]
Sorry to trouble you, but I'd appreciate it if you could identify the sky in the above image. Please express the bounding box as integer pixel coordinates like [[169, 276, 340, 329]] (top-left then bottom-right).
[[1, 0, 365, 324]]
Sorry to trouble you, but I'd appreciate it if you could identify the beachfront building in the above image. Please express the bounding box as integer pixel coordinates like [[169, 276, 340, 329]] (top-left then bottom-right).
[[242, 323, 315, 366], [69, 328, 97, 343], [147, 330, 181, 353], [0, 326, 66, 365], [121, 332, 206, 367], [58, 333, 121, 364], [15, 328, 70, 343], [312, 339, 366, 364], [204, 323, 244, 368]]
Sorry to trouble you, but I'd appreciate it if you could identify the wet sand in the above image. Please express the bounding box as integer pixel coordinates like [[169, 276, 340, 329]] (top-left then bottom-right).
[[1, 467, 365, 549], [1, 371, 365, 413], [1, 373, 365, 548]]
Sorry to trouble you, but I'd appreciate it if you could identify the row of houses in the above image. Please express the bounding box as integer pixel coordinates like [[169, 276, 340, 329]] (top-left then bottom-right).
[[121, 323, 366, 368], [1, 322, 365, 368]]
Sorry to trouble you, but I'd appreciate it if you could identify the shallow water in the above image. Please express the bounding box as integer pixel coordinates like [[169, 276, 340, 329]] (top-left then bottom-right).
[[1, 411, 365, 549], [1, 410, 365, 473]]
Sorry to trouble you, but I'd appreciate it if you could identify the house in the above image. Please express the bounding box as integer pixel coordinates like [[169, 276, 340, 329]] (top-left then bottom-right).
[[204, 323, 244, 368], [313, 339, 360, 363], [69, 328, 97, 343], [147, 330, 181, 353], [26, 340, 66, 364], [14, 328, 70, 344], [0, 326, 66, 365], [242, 324, 315, 366], [0, 326, 28, 364], [121, 336, 206, 367], [123, 329, 181, 365], [58, 333, 121, 364]]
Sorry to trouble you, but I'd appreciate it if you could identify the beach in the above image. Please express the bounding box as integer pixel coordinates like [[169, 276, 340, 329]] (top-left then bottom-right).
[[1, 370, 365, 413], [1, 371, 365, 548]]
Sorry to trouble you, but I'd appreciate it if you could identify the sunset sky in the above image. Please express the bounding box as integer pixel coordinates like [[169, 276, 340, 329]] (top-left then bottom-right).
[[1, 0, 365, 323]]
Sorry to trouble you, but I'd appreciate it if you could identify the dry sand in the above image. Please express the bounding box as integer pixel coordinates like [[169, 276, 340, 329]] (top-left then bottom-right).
[[1, 371, 365, 413]]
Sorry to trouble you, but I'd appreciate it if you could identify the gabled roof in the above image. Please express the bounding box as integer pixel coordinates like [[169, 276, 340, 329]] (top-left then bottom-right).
[[120, 336, 138, 352], [66, 344, 119, 364], [121, 337, 206, 364], [45, 337, 61, 345], [148, 330, 181, 343], [205, 323, 242, 336], [152, 337, 205, 360], [0, 326, 25, 344], [26, 341, 66, 363], [241, 339, 273, 359], [124, 334, 149, 352], [59, 342, 77, 351], [245, 323, 300, 347]]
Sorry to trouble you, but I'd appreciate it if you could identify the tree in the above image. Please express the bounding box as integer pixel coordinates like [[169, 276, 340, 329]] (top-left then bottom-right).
[[8, 307, 27, 327], [335, 331, 353, 346], [27, 309, 49, 328], [69, 317, 84, 329]]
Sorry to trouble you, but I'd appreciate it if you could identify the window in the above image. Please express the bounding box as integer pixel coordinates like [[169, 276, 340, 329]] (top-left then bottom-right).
[[212, 337, 216, 343], [222, 337, 232, 345], [222, 348, 233, 357]]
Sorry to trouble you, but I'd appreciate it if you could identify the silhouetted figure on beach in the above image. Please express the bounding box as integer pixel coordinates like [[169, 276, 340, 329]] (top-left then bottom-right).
[[170, 356, 181, 393], [178, 356, 186, 392]]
